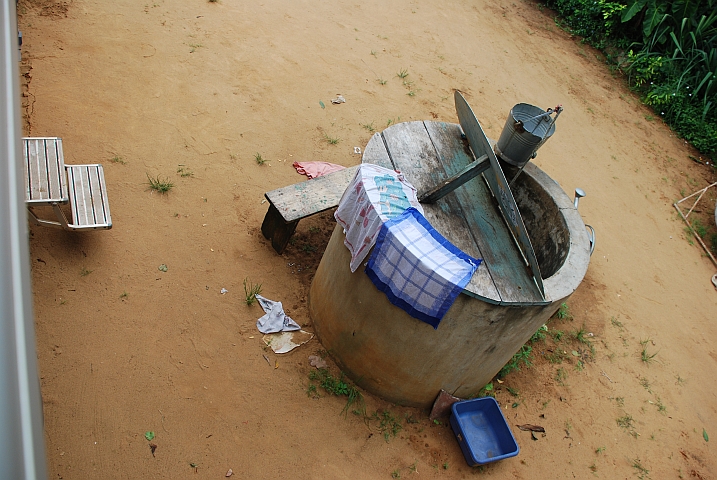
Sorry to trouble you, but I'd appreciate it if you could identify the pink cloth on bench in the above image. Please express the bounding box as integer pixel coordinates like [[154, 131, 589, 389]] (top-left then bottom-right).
[[293, 161, 346, 179]]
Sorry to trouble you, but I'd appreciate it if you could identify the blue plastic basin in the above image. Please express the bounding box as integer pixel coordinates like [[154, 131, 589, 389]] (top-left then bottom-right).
[[450, 397, 519, 466]]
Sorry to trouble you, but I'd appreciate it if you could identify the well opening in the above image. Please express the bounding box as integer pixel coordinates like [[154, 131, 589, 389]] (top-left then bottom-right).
[[512, 172, 570, 279]]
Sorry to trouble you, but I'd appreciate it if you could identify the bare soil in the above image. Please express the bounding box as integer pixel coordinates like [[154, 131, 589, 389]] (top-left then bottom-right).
[[18, 0, 717, 478]]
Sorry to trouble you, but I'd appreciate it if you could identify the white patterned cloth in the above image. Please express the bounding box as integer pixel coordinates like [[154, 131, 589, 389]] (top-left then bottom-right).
[[255, 295, 301, 334], [365, 208, 480, 329], [334, 164, 423, 272]]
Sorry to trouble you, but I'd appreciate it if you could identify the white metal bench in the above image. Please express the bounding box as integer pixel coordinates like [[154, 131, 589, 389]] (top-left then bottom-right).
[[23, 137, 112, 230]]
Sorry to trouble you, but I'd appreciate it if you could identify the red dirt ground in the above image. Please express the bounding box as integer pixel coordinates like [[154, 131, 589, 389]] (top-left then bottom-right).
[[18, 0, 716, 478]]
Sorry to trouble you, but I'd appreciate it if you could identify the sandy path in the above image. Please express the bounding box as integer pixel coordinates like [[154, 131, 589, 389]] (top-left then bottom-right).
[[18, 0, 716, 478]]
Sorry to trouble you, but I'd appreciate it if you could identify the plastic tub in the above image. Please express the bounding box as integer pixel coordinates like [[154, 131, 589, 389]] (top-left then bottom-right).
[[450, 397, 519, 466]]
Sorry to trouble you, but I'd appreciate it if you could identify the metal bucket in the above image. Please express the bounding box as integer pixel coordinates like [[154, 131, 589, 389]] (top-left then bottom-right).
[[495, 103, 556, 168]]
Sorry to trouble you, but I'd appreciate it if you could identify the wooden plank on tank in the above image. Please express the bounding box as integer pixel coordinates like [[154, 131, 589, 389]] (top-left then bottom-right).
[[362, 132, 393, 169], [381, 121, 501, 303], [454, 92, 546, 305], [264, 165, 360, 223], [424, 120, 546, 305]]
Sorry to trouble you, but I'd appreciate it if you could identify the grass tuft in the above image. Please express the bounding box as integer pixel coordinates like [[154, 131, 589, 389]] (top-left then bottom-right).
[[640, 339, 658, 364], [324, 134, 340, 145], [631, 457, 649, 479], [243, 277, 262, 306], [146, 174, 174, 194], [177, 166, 193, 177], [555, 367, 568, 386], [556, 302, 572, 320], [361, 122, 375, 132]]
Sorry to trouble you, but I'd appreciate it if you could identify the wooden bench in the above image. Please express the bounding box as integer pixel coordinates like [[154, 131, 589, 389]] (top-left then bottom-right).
[[261, 165, 359, 253], [23, 137, 112, 230]]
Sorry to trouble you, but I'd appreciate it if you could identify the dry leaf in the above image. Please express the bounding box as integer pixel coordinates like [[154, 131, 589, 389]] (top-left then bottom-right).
[[516, 424, 545, 433]]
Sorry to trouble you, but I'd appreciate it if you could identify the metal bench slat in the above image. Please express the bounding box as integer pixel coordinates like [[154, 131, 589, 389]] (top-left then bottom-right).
[[23, 137, 66, 203], [45, 139, 64, 201], [66, 164, 112, 230]]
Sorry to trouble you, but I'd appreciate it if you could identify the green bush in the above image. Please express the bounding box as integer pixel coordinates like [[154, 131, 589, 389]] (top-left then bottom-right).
[[545, 0, 627, 48], [538, 0, 717, 160]]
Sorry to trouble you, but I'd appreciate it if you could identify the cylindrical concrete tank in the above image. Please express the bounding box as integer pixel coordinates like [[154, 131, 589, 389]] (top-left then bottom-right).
[[309, 161, 590, 408]]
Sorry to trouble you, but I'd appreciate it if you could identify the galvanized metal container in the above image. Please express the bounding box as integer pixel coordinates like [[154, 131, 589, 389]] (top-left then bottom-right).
[[494, 103, 556, 168]]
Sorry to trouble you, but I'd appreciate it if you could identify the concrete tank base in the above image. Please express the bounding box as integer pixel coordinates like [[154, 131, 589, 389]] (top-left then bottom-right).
[[308, 163, 590, 408]]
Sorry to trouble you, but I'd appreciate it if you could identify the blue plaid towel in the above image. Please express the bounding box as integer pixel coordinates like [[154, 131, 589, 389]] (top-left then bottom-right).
[[365, 208, 481, 329]]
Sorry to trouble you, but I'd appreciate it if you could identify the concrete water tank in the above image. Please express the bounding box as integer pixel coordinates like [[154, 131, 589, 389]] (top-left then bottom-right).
[[308, 121, 590, 408]]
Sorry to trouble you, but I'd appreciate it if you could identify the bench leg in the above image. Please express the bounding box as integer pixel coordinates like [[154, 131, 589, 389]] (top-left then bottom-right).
[[261, 204, 298, 254], [26, 203, 69, 229]]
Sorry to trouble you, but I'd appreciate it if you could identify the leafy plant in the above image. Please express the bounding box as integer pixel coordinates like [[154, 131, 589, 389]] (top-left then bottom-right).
[[556, 302, 572, 320], [617, 413, 634, 429], [254, 153, 266, 165], [308, 368, 365, 417], [477, 382, 494, 397], [396, 68, 409, 78], [531, 324, 548, 342], [550, 329, 565, 341], [498, 344, 532, 377], [373, 410, 403, 442], [306, 384, 318, 397], [301, 243, 317, 253]]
